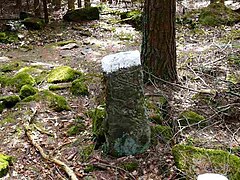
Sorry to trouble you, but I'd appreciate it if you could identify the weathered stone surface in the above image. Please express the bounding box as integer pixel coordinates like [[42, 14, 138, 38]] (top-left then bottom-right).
[[63, 7, 100, 22], [101, 51, 150, 157]]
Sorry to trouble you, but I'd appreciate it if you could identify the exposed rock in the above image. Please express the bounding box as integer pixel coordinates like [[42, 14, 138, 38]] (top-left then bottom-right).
[[63, 7, 100, 22]]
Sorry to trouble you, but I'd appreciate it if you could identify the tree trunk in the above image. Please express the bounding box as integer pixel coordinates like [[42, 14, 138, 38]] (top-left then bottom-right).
[[78, 0, 81, 8], [210, 0, 224, 3], [141, 0, 177, 82], [34, 0, 41, 16], [55, 0, 61, 10], [16, 0, 22, 10], [42, 0, 49, 23], [84, 0, 91, 7], [68, 0, 75, 10]]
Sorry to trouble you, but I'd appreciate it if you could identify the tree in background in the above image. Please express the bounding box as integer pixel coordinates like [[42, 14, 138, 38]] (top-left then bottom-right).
[[141, 0, 177, 82], [210, 0, 224, 4], [68, 0, 75, 10]]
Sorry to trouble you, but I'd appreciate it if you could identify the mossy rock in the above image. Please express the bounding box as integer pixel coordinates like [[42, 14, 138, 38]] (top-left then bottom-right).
[[67, 122, 86, 136], [0, 31, 18, 43], [9, 72, 36, 91], [63, 7, 100, 22], [0, 153, 12, 178], [19, 85, 38, 100], [0, 74, 9, 87], [192, 89, 216, 105], [49, 84, 71, 91], [199, 3, 240, 26], [0, 61, 21, 72], [226, 72, 240, 84], [120, 160, 139, 172], [79, 144, 95, 161], [172, 144, 240, 180], [47, 66, 81, 83], [0, 95, 21, 109], [54, 40, 77, 47], [178, 110, 205, 126], [151, 125, 173, 145], [120, 10, 143, 30], [71, 78, 89, 96], [22, 17, 45, 30], [23, 90, 71, 112]]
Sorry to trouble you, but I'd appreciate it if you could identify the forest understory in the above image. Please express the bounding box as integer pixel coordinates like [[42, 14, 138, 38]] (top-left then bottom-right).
[[0, 1, 240, 179]]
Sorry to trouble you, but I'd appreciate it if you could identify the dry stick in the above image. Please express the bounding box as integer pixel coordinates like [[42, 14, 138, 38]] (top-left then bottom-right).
[[24, 109, 78, 180], [25, 126, 78, 180]]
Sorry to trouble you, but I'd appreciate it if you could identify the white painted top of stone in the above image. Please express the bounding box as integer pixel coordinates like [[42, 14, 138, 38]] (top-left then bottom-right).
[[197, 173, 228, 180], [101, 50, 141, 73]]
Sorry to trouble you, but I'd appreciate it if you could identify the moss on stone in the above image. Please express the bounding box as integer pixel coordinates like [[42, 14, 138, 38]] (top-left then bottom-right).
[[0, 31, 18, 43], [120, 10, 142, 30], [178, 110, 205, 126], [9, 72, 36, 91], [120, 161, 139, 172], [0, 95, 21, 108], [22, 17, 45, 30], [199, 2, 240, 26], [49, 84, 71, 91], [192, 89, 216, 105], [19, 85, 38, 100], [23, 90, 71, 112], [226, 72, 240, 84], [47, 66, 81, 83], [54, 40, 76, 46], [67, 122, 86, 136], [0, 153, 12, 178], [0, 61, 21, 72], [63, 7, 100, 22], [151, 125, 173, 145], [71, 78, 89, 96], [172, 144, 240, 180], [79, 144, 95, 161], [0, 74, 8, 87]]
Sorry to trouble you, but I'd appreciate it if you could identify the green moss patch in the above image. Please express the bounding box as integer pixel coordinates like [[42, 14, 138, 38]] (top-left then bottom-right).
[[47, 66, 81, 83], [9, 72, 36, 91], [178, 110, 205, 126], [67, 122, 86, 136], [0, 31, 18, 43], [120, 10, 142, 30], [71, 78, 89, 96], [19, 85, 38, 100], [151, 125, 173, 145], [226, 72, 240, 84], [54, 40, 76, 47], [0, 61, 21, 72], [120, 160, 139, 172], [49, 84, 71, 91], [22, 17, 45, 30], [0, 95, 21, 109], [0, 153, 12, 178], [172, 144, 240, 179], [199, 3, 240, 26], [79, 144, 95, 161], [24, 90, 71, 112]]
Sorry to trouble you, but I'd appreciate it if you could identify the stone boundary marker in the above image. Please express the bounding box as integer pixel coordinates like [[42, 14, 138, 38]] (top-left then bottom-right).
[[197, 173, 228, 180], [101, 50, 151, 157]]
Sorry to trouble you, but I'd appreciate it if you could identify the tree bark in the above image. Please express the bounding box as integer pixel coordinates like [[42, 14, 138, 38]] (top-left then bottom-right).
[[16, 0, 22, 10], [42, 0, 49, 23], [34, 0, 41, 16], [141, 0, 177, 82], [84, 0, 91, 7], [68, 0, 75, 10]]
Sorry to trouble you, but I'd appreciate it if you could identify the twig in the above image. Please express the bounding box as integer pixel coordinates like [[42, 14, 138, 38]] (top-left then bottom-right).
[[24, 125, 78, 180]]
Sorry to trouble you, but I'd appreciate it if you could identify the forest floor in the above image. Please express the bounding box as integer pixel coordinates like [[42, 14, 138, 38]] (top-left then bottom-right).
[[0, 1, 240, 180]]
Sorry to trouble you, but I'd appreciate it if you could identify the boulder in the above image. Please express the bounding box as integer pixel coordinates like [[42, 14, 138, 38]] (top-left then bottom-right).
[[63, 7, 100, 22]]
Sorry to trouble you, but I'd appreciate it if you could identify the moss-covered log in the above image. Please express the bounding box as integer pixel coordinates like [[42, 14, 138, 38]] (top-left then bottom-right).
[[101, 51, 150, 157]]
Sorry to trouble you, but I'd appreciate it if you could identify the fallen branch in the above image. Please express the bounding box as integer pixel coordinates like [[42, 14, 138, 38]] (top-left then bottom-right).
[[24, 125, 78, 180]]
